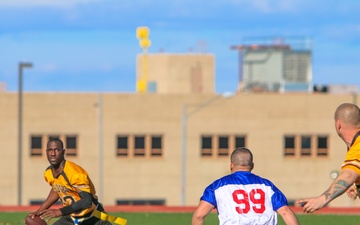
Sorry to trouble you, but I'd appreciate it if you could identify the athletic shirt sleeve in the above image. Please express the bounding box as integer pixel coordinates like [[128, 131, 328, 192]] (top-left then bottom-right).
[[270, 185, 288, 211], [200, 183, 217, 207], [71, 172, 91, 193], [342, 135, 360, 181]]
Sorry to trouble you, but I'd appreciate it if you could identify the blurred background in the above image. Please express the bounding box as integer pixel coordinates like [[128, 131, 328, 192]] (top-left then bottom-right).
[[0, 0, 359, 92], [0, 0, 359, 209]]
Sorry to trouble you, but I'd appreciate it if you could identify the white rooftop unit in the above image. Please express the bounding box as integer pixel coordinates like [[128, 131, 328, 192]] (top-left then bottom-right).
[[231, 37, 313, 93]]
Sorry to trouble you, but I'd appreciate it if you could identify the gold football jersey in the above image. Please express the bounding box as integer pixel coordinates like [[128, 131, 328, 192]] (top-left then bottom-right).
[[44, 160, 97, 217], [342, 132, 360, 184]]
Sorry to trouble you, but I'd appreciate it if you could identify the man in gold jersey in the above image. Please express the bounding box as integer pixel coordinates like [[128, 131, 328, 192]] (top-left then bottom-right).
[[25, 137, 113, 225], [296, 103, 360, 213]]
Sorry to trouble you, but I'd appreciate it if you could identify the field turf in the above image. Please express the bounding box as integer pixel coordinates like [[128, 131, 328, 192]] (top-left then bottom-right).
[[1, 212, 360, 225]]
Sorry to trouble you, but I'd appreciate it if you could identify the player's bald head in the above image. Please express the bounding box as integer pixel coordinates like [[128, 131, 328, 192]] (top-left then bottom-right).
[[334, 103, 360, 128], [231, 147, 253, 168]]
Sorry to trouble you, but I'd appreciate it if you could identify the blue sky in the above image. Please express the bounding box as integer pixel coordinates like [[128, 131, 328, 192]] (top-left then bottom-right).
[[0, 0, 359, 93]]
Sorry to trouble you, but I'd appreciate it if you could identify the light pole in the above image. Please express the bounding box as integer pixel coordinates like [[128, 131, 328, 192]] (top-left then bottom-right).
[[18, 62, 33, 206], [181, 93, 233, 206], [98, 93, 104, 202]]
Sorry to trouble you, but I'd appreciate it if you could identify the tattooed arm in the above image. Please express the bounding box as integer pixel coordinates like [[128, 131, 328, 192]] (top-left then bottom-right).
[[295, 168, 358, 213]]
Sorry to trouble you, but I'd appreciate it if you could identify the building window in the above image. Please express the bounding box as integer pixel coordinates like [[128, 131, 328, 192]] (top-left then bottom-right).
[[235, 136, 246, 148], [65, 136, 77, 156], [30, 134, 78, 157], [301, 136, 312, 156], [284, 136, 295, 156], [117, 136, 128, 156], [201, 134, 247, 158], [218, 136, 229, 156], [116, 134, 164, 158], [284, 134, 329, 158], [151, 136, 162, 156], [317, 136, 328, 156], [201, 136, 213, 156], [148, 81, 157, 93], [31, 136, 43, 156], [134, 136, 145, 156]]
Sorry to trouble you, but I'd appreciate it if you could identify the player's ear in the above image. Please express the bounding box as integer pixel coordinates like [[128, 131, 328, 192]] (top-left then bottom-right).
[[250, 163, 254, 171], [335, 120, 341, 130]]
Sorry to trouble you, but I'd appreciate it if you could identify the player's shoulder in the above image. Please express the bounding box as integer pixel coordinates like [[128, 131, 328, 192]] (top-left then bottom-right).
[[64, 160, 88, 174], [44, 165, 51, 172], [236, 172, 277, 187], [65, 160, 81, 168]]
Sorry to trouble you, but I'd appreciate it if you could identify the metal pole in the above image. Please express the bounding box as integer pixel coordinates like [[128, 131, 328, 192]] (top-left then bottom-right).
[[180, 94, 233, 206], [18, 62, 32, 206], [98, 93, 103, 201], [181, 104, 187, 206], [18, 64, 23, 206]]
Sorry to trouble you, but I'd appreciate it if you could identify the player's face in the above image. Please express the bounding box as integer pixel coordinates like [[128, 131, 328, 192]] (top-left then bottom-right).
[[46, 141, 65, 166]]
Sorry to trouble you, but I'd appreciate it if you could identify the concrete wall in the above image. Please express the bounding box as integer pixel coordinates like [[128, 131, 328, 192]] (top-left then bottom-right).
[[0, 91, 358, 207]]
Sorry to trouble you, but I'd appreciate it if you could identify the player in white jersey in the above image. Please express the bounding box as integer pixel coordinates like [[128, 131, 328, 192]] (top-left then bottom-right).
[[192, 147, 299, 225]]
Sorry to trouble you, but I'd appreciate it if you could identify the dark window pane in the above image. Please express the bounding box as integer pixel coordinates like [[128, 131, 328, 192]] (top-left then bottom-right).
[[318, 136, 328, 148], [235, 136, 245, 148], [301, 136, 311, 148], [202, 136, 212, 149], [218, 136, 229, 148], [152, 136, 162, 149], [66, 136, 77, 149], [31, 136, 42, 149], [117, 136, 128, 148], [285, 136, 295, 148], [135, 136, 145, 149]]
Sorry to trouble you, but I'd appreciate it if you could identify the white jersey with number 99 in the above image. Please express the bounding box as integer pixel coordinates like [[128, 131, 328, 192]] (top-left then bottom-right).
[[200, 171, 288, 225]]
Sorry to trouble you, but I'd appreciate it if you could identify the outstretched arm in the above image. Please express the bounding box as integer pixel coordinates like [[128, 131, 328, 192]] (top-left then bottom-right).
[[296, 168, 358, 213], [277, 205, 299, 225], [27, 189, 59, 219], [192, 200, 214, 225]]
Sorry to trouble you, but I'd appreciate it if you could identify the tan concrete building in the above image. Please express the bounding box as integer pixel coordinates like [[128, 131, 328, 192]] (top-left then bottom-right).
[[136, 53, 215, 94], [0, 54, 359, 208]]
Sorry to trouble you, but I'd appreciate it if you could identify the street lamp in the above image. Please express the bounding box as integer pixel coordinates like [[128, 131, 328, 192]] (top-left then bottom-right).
[[181, 92, 233, 206], [18, 62, 33, 205]]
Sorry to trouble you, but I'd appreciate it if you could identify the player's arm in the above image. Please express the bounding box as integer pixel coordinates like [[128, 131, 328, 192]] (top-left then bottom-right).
[[40, 191, 93, 220], [345, 184, 358, 200], [28, 189, 59, 218], [296, 168, 358, 213], [59, 191, 93, 215], [192, 200, 214, 225], [276, 205, 300, 225]]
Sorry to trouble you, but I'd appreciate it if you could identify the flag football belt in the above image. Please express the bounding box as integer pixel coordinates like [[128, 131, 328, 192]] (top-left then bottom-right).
[[70, 207, 127, 225], [91, 209, 127, 225]]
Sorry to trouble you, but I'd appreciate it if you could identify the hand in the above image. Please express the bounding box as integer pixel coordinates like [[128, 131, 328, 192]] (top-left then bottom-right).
[[39, 209, 62, 221], [27, 212, 38, 219], [346, 185, 358, 200], [24, 212, 39, 224], [295, 196, 326, 213]]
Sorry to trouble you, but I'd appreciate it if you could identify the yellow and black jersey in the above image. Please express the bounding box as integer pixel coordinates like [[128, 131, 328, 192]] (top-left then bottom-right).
[[342, 131, 360, 184], [44, 160, 97, 217]]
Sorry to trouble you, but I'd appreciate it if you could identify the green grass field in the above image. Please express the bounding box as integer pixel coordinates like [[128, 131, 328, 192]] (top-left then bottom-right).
[[1, 212, 359, 225]]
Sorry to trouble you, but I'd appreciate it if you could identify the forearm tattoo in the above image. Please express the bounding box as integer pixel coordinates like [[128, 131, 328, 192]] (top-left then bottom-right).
[[323, 180, 350, 203]]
